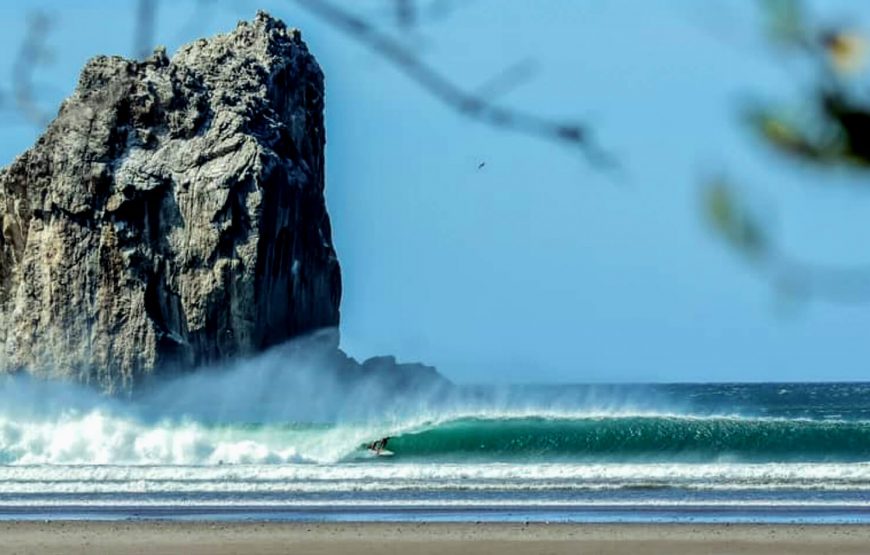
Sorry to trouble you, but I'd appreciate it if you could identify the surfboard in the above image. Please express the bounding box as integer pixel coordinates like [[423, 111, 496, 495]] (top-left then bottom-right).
[[366, 449, 395, 457]]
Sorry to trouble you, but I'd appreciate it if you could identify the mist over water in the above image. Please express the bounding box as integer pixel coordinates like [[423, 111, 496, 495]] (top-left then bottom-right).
[[0, 362, 668, 465], [0, 331, 693, 466], [0, 334, 441, 465], [2, 336, 869, 466]]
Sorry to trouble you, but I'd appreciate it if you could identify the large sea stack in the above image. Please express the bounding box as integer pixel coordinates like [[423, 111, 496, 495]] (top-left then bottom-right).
[[0, 13, 344, 393]]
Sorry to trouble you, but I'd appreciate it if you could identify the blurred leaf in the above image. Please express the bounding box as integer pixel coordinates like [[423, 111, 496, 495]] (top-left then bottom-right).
[[743, 103, 870, 168], [759, 0, 809, 48], [822, 30, 867, 74], [703, 181, 769, 260], [822, 92, 870, 163], [746, 109, 829, 161]]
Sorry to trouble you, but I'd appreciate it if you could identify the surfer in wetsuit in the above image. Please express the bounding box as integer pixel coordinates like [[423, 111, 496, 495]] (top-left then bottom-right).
[[368, 437, 390, 454]]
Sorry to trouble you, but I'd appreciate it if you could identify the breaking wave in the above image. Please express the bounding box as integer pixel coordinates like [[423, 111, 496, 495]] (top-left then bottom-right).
[[3, 409, 870, 465]]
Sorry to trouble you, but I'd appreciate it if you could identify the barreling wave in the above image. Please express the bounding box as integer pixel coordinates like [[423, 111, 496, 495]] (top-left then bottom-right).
[[360, 414, 870, 463]]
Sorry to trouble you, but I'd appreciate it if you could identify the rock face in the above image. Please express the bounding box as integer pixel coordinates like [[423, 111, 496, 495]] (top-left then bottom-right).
[[0, 12, 342, 393]]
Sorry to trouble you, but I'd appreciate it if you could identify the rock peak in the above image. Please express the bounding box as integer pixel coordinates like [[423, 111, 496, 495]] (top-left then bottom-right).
[[252, 10, 290, 33], [149, 45, 169, 67]]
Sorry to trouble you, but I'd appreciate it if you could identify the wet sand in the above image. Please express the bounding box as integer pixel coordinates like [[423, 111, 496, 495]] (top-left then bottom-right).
[[1, 521, 869, 555]]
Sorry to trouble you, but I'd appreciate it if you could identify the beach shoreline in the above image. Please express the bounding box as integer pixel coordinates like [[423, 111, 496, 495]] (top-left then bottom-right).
[[2, 521, 869, 555]]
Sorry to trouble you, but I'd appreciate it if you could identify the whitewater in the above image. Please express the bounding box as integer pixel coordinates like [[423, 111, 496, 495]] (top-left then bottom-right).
[[2, 369, 870, 522]]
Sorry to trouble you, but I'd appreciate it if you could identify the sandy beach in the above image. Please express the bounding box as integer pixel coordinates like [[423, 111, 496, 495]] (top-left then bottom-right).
[[0, 522, 868, 555]]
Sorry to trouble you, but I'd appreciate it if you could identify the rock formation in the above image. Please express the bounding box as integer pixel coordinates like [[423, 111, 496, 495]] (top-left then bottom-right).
[[0, 12, 344, 394]]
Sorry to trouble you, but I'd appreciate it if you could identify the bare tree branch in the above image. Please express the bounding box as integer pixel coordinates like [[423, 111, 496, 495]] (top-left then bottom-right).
[[424, 0, 472, 22], [770, 254, 870, 304], [135, 0, 158, 59], [372, 0, 476, 31], [393, 0, 416, 30], [12, 11, 54, 127], [291, 0, 615, 168], [474, 59, 539, 101], [703, 180, 870, 304]]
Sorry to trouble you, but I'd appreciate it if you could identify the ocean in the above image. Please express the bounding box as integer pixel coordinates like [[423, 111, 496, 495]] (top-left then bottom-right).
[[1, 380, 870, 523]]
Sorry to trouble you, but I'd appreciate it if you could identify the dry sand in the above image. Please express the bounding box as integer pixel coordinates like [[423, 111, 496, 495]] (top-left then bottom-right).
[[1, 521, 869, 554]]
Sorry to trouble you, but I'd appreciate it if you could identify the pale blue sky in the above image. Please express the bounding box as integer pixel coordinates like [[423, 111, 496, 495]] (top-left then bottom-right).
[[1, 1, 868, 382]]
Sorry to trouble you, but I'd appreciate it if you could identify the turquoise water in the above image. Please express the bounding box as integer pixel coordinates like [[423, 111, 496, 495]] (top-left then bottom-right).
[[1, 381, 870, 522]]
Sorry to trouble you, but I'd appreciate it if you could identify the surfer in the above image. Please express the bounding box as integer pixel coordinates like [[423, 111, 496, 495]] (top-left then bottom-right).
[[368, 436, 390, 454]]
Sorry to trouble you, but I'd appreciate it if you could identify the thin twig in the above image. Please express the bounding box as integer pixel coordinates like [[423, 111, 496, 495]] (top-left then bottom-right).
[[474, 59, 539, 101], [704, 179, 870, 304], [12, 11, 53, 127], [768, 252, 870, 304], [424, 0, 472, 22], [371, 0, 476, 30], [134, 0, 158, 59], [291, 0, 615, 168], [393, 0, 416, 30]]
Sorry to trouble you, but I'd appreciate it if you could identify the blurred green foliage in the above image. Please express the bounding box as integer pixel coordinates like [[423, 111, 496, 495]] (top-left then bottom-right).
[[704, 182, 769, 262], [753, 0, 869, 167], [703, 0, 870, 301]]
